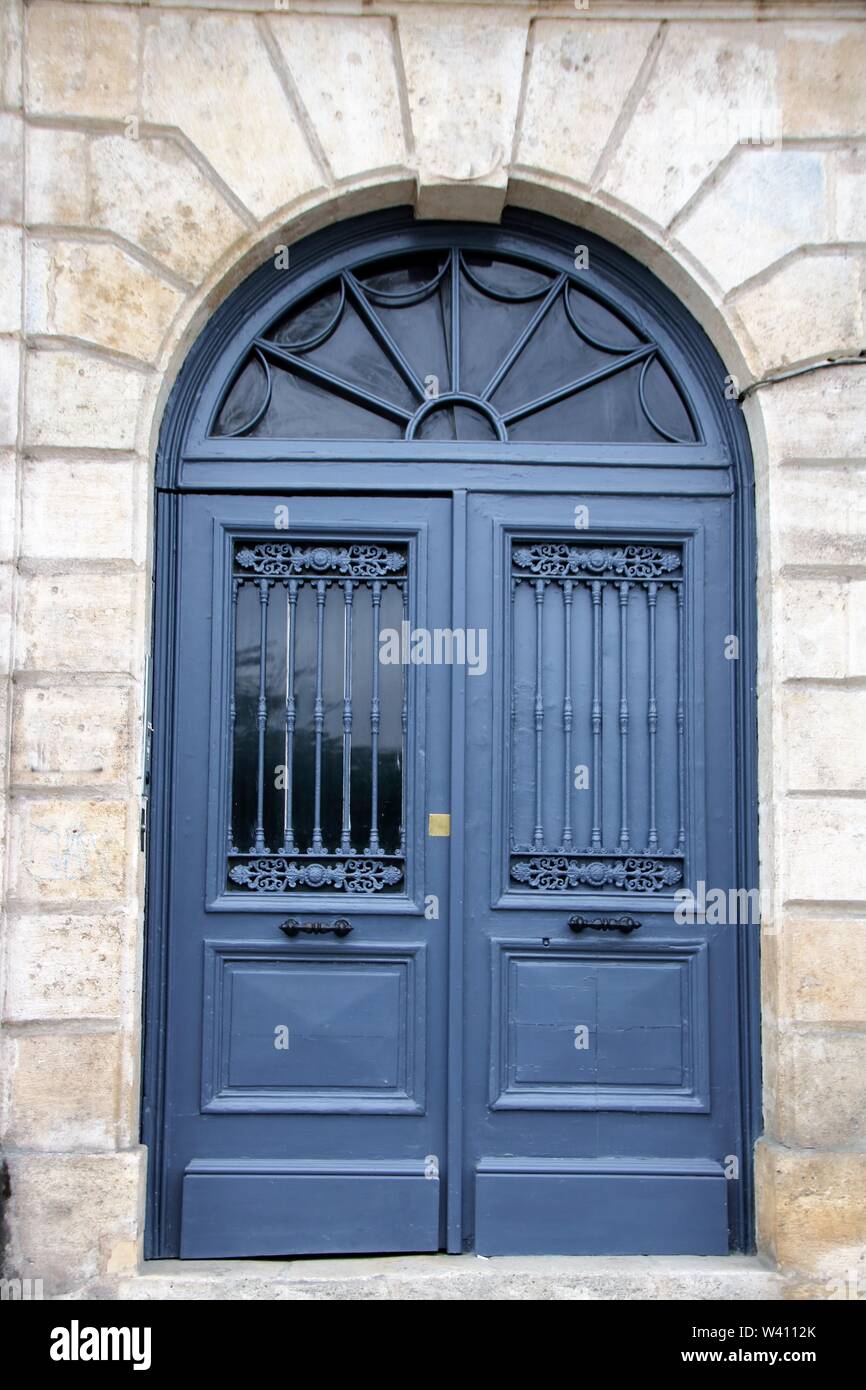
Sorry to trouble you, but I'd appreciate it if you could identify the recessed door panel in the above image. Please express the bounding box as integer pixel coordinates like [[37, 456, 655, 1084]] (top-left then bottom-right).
[[202, 943, 427, 1114], [490, 941, 709, 1111]]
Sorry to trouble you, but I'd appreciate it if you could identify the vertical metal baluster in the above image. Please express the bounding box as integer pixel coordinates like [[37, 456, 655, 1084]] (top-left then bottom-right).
[[533, 578, 546, 850], [450, 250, 460, 393], [399, 582, 408, 856], [562, 579, 574, 850], [618, 581, 630, 853], [366, 579, 383, 854], [646, 581, 659, 851], [311, 578, 327, 854], [253, 578, 271, 854], [340, 579, 355, 855], [509, 574, 517, 848], [282, 578, 298, 854], [226, 576, 240, 854], [677, 583, 686, 854], [590, 580, 603, 851]]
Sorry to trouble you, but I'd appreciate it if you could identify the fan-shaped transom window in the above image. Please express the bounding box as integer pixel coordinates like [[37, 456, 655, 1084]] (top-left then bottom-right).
[[213, 247, 699, 446]]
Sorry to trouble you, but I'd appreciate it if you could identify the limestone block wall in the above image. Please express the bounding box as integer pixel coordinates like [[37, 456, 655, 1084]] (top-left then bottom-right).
[[0, 0, 864, 1297]]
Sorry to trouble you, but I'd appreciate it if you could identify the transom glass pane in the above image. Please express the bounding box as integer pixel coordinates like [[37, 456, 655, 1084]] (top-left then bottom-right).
[[211, 247, 698, 445]]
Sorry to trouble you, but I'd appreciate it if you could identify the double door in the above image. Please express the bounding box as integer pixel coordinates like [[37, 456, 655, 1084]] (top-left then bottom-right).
[[152, 488, 745, 1257]]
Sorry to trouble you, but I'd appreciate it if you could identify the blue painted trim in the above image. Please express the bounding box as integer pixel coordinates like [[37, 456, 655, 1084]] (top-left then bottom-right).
[[140, 491, 179, 1259], [727, 397, 762, 1253], [446, 490, 467, 1253]]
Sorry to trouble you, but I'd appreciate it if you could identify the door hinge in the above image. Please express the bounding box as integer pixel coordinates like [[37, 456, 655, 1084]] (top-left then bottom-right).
[[139, 798, 148, 853]]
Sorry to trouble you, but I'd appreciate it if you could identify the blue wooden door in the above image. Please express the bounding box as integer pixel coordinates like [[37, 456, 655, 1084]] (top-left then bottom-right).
[[157, 484, 747, 1257], [160, 494, 452, 1257], [462, 491, 742, 1254]]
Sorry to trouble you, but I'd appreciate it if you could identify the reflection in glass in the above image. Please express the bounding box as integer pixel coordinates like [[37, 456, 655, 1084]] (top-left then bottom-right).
[[228, 541, 407, 892]]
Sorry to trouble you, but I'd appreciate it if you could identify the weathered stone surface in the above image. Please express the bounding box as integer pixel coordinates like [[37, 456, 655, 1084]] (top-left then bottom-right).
[[779, 799, 866, 904], [89, 133, 248, 285], [17, 571, 142, 672], [849, 582, 866, 680], [776, 25, 866, 139], [757, 1140, 866, 1275], [772, 464, 866, 569], [4, 1151, 143, 1293], [27, 1, 137, 119], [776, 576, 849, 681], [3, 1031, 120, 1150], [0, 448, 14, 561], [757, 365, 866, 463], [268, 15, 406, 182], [0, 336, 20, 446], [3, 911, 127, 1021], [0, 0, 22, 109], [11, 685, 132, 788], [772, 1030, 866, 1149], [142, 12, 322, 218], [0, 112, 22, 222], [781, 686, 866, 793], [602, 25, 777, 226], [400, 11, 527, 218], [0, 562, 12, 675], [675, 149, 828, 293], [836, 146, 866, 243], [777, 917, 866, 1025], [515, 20, 656, 186], [0, 226, 21, 334], [731, 255, 865, 373], [24, 349, 145, 449], [117, 1253, 783, 1303], [26, 240, 183, 362], [6, 797, 130, 904], [25, 125, 89, 226], [21, 456, 140, 562]]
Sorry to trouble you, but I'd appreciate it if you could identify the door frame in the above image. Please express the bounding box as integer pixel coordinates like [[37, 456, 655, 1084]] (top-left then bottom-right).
[[142, 209, 761, 1259]]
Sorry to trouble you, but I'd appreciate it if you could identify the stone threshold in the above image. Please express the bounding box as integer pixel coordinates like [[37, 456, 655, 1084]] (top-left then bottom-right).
[[104, 1253, 787, 1301]]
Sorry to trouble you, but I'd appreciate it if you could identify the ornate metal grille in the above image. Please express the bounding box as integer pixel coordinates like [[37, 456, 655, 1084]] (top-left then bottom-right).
[[226, 541, 408, 893], [212, 248, 697, 445], [508, 540, 685, 893]]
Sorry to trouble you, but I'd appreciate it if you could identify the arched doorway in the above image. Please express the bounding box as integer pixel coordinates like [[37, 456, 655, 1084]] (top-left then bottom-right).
[[144, 208, 759, 1258]]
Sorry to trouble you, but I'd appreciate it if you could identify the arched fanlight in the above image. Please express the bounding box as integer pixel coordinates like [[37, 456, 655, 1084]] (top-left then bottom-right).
[[212, 245, 698, 446]]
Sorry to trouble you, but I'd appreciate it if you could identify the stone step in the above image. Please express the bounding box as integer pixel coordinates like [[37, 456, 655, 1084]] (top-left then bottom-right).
[[115, 1254, 784, 1301]]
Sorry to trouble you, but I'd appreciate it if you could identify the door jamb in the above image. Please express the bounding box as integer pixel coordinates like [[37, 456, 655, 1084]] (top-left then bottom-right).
[[446, 489, 467, 1252]]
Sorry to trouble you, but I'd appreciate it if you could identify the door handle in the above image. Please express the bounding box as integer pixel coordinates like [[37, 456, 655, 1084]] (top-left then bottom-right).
[[278, 917, 353, 938], [568, 913, 641, 935]]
